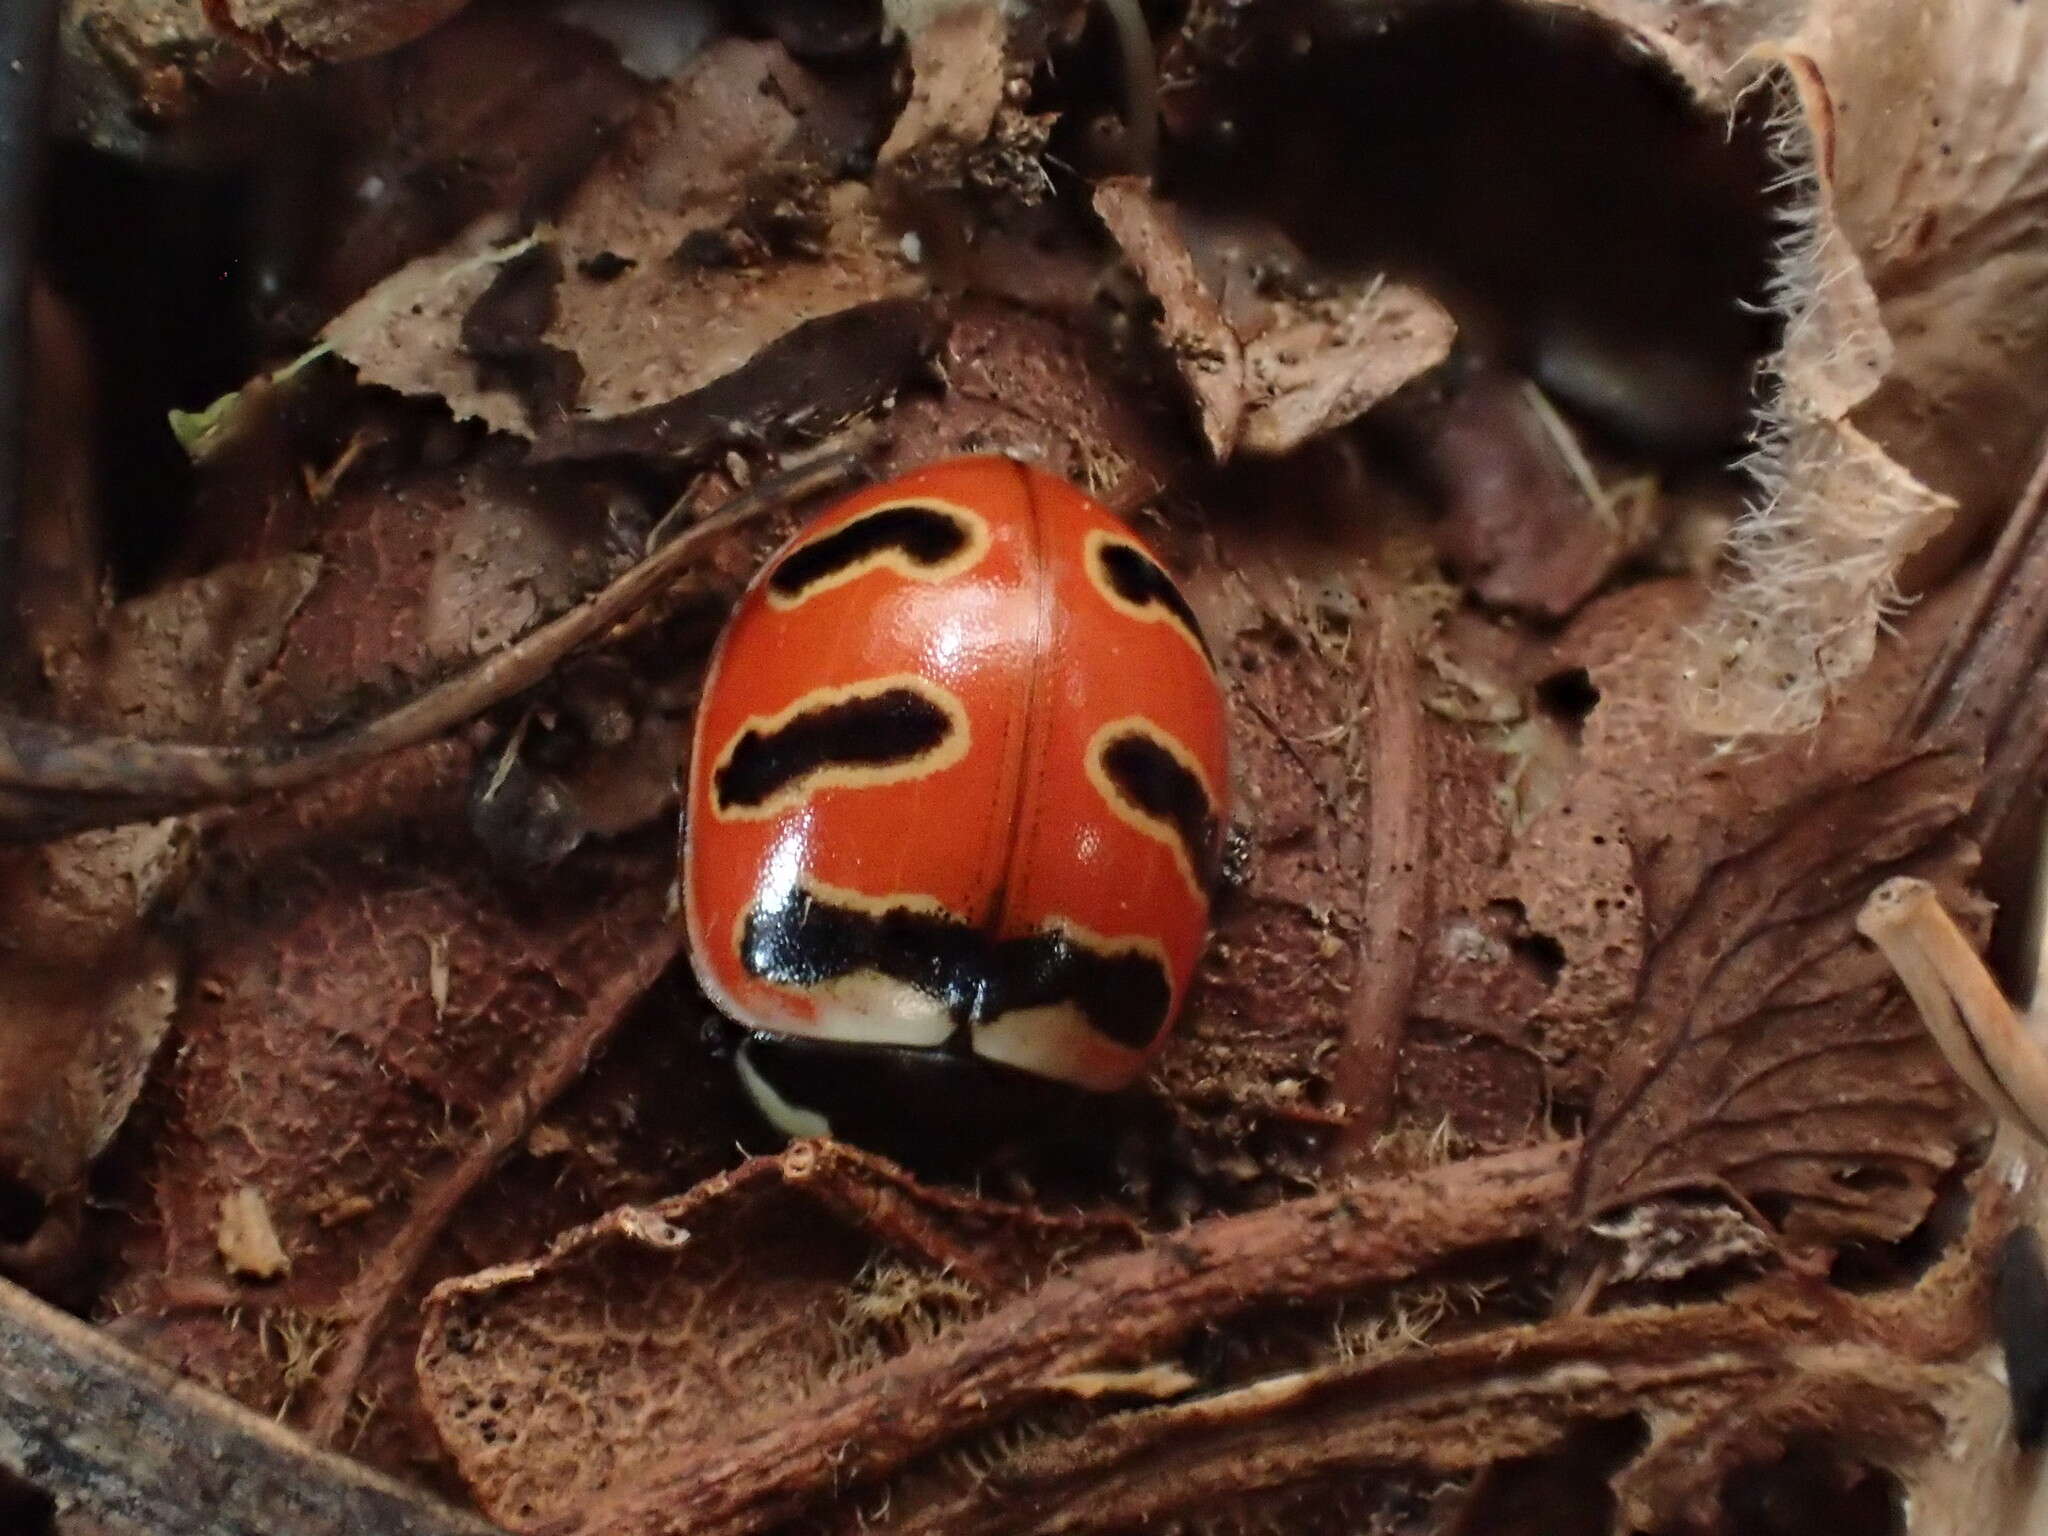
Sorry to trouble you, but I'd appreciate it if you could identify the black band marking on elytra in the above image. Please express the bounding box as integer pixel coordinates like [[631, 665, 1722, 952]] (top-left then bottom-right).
[[741, 889, 1171, 1050], [715, 688, 954, 812], [1100, 731, 1220, 887], [769, 504, 972, 602], [1095, 541, 1212, 662]]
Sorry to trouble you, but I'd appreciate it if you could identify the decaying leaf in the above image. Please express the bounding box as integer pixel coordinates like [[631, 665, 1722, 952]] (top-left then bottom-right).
[[105, 741, 681, 1439], [1573, 745, 1977, 1243], [0, 553, 324, 1282], [56, 0, 474, 146], [1643, 0, 2048, 731]]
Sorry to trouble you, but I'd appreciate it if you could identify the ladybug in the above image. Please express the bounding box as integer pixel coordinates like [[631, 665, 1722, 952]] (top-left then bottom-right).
[[682, 456, 1229, 1150]]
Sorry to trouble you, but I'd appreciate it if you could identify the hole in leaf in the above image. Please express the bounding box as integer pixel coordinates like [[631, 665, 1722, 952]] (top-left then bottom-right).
[[1534, 666, 1602, 725]]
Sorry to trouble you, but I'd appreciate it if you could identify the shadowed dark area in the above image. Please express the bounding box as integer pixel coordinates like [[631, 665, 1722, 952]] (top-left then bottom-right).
[[1169, 0, 1780, 458]]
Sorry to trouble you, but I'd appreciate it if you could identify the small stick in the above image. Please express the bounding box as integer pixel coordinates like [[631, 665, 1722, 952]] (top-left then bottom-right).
[[0, 1273, 505, 1536], [0, 447, 862, 806], [1333, 597, 1429, 1158], [1857, 877, 2048, 1147]]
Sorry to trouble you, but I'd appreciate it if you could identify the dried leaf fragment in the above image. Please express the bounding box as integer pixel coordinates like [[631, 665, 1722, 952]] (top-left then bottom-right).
[[217, 1188, 291, 1282], [1093, 177, 1246, 457], [416, 1141, 1135, 1528], [1237, 278, 1455, 457]]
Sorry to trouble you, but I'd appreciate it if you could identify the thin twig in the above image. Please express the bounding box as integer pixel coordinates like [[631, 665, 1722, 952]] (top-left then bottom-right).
[[0, 448, 862, 825], [1857, 877, 2048, 1149], [1333, 599, 1429, 1159], [0, 1273, 506, 1536]]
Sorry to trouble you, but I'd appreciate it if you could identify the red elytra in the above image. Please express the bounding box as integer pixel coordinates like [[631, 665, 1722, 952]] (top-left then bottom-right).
[[682, 456, 1228, 1122]]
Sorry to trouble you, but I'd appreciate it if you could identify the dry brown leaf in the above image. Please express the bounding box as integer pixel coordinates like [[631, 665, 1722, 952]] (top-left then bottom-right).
[[1093, 182, 1453, 460], [325, 37, 927, 444], [46, 558, 322, 742], [0, 553, 324, 1283], [877, 1, 1009, 172], [1621, 0, 2048, 731], [320, 219, 536, 436], [416, 1142, 1135, 1529], [246, 463, 640, 734], [1237, 278, 1456, 457], [1572, 745, 1977, 1243], [305, 6, 648, 318]]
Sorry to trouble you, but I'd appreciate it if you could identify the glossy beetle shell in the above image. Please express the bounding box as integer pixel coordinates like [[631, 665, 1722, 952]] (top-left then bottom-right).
[[682, 456, 1229, 1094]]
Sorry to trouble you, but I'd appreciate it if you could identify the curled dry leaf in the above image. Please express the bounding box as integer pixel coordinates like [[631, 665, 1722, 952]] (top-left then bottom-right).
[[415, 1141, 1137, 1529], [1615, 0, 2048, 731], [325, 37, 930, 445]]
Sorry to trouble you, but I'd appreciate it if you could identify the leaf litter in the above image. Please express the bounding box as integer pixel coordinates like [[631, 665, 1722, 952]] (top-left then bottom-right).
[[12, 0, 2048, 1532]]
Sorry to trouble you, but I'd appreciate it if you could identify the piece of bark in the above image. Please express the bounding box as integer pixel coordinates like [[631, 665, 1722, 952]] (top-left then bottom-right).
[[537, 1141, 1575, 1536], [0, 1273, 504, 1536]]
